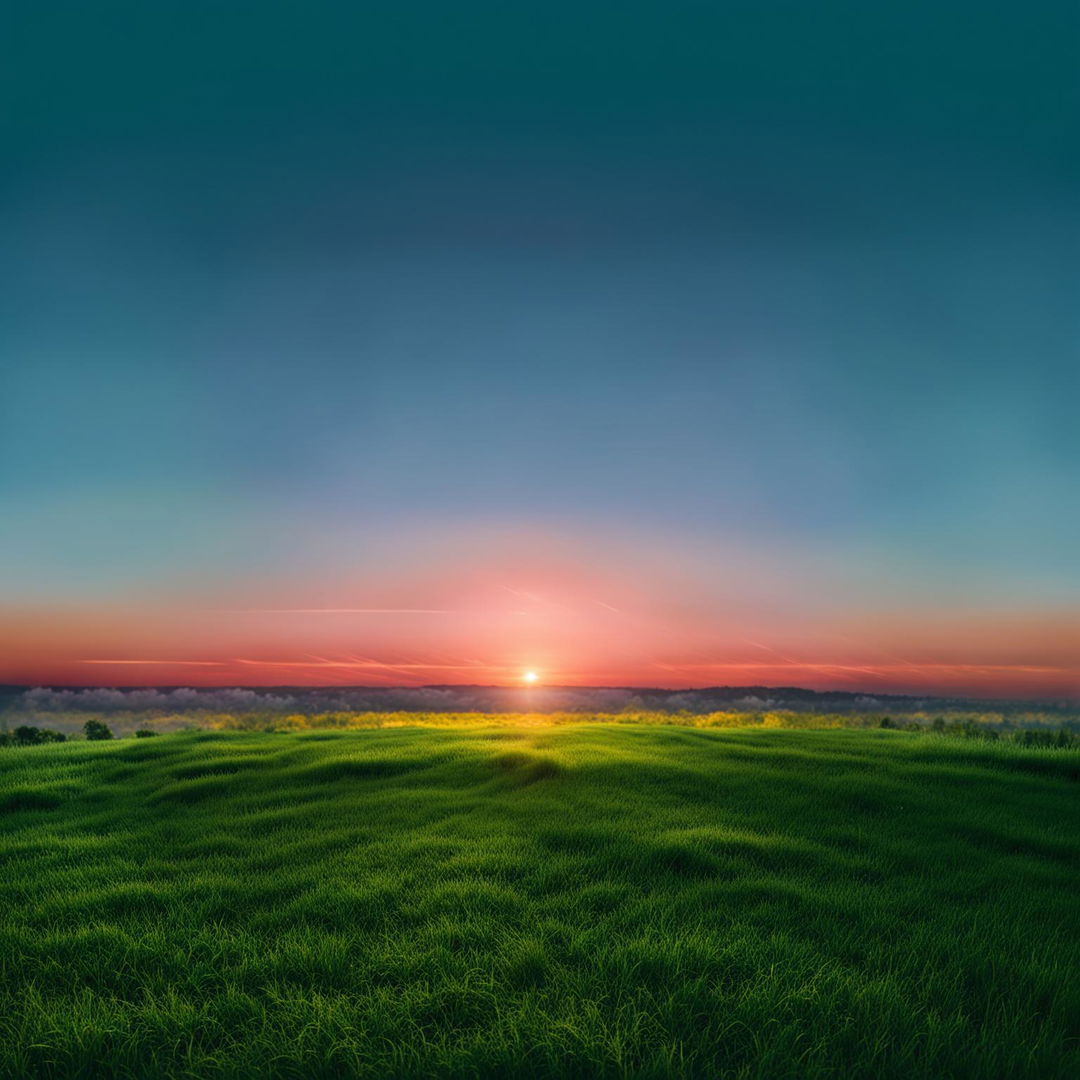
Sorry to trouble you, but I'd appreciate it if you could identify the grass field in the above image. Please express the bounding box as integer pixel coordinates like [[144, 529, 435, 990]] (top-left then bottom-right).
[[2, 725, 1079, 1078]]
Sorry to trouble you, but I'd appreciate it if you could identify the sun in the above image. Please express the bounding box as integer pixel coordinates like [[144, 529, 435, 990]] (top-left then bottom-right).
[[522, 670, 539, 684]]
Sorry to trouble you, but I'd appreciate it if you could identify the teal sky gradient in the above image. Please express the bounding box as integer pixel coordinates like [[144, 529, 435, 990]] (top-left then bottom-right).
[[2, 3, 1078, 693]]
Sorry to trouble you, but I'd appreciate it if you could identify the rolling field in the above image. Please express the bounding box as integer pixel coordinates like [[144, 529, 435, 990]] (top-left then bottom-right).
[[2, 725, 1079, 1078]]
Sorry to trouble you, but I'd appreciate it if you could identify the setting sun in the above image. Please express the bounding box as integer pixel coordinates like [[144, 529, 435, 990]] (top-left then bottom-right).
[[522, 670, 539, 684]]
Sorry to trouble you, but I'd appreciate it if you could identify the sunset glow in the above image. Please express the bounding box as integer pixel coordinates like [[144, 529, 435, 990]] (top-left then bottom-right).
[[1, 523, 1076, 697]]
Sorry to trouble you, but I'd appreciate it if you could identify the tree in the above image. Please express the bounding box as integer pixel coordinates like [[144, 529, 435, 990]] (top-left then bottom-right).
[[83, 719, 113, 741]]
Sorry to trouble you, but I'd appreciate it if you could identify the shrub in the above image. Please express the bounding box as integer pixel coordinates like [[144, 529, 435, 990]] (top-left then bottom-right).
[[134, 728, 159, 738], [83, 719, 114, 741], [8, 726, 65, 746]]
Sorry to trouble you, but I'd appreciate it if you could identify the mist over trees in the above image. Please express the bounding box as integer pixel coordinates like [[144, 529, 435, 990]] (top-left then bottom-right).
[[12, 684, 1076, 719]]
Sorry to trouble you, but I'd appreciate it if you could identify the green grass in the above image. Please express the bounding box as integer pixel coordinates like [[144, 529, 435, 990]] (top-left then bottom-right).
[[1, 726, 1078, 1078]]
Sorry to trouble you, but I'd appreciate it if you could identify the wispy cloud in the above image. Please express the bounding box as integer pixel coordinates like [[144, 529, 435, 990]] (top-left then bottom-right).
[[213, 608, 460, 614], [79, 659, 225, 665], [233, 658, 496, 670]]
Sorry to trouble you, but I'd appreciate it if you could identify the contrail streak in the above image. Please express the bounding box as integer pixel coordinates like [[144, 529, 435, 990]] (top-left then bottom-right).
[[212, 608, 459, 614]]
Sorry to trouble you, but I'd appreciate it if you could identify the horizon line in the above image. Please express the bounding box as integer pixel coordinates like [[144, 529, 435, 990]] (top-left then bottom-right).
[[5, 681, 1077, 706]]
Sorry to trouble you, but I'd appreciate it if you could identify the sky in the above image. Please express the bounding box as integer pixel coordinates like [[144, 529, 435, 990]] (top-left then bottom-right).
[[2, 3, 1078, 697]]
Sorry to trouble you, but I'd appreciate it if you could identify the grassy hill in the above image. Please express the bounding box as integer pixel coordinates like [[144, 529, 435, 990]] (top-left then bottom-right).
[[1, 726, 1078, 1078]]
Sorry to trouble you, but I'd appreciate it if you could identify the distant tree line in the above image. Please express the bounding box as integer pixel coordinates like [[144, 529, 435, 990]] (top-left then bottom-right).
[[877, 714, 1077, 747], [0, 719, 142, 747], [1, 725, 68, 746], [0, 711, 1075, 748]]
